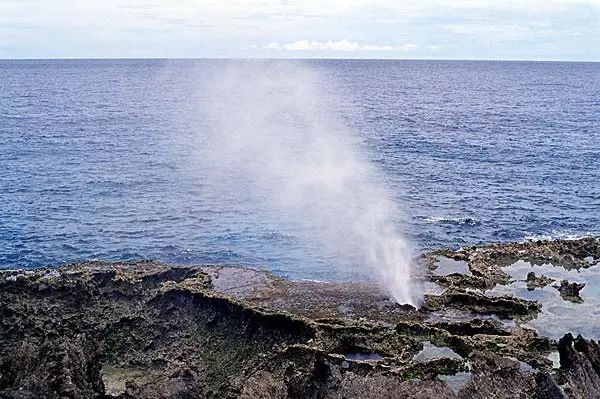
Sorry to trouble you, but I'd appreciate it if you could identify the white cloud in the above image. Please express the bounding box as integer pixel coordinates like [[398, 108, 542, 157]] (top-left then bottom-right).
[[444, 24, 520, 34], [1, 0, 599, 58], [443, 23, 556, 39], [393, 43, 419, 52], [265, 42, 282, 50], [264, 40, 416, 52]]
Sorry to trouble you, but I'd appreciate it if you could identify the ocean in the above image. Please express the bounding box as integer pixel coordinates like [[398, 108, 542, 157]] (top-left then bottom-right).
[[1, 59, 599, 281]]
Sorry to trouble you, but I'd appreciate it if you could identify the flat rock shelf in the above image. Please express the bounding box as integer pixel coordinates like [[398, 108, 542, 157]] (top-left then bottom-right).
[[1, 237, 600, 398]]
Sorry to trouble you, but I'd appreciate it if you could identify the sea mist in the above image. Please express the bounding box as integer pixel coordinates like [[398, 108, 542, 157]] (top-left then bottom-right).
[[199, 61, 419, 306]]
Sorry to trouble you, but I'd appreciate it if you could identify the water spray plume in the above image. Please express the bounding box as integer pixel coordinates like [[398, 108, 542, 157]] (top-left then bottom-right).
[[200, 61, 420, 306]]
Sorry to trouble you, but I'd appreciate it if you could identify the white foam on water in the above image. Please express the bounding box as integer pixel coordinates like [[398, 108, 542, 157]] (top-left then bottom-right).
[[524, 230, 599, 242]]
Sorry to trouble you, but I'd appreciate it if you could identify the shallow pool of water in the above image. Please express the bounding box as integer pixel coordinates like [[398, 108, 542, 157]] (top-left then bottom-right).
[[433, 257, 472, 276], [344, 352, 384, 362], [488, 261, 600, 340], [413, 341, 462, 363]]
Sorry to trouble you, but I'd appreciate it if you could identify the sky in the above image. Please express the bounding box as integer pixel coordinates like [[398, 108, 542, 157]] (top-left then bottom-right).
[[1, 0, 599, 60]]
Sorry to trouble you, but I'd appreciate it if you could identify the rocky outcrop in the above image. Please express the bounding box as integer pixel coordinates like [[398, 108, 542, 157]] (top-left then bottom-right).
[[0, 238, 599, 398], [554, 333, 600, 398], [554, 280, 586, 303], [425, 237, 600, 290], [0, 334, 104, 399], [526, 271, 553, 290], [423, 289, 541, 318]]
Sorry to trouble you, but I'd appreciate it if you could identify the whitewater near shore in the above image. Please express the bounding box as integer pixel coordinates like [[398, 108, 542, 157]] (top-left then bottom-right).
[[1, 237, 600, 398]]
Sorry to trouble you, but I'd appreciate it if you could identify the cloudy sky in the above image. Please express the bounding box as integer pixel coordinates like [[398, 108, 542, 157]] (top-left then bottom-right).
[[1, 0, 599, 60]]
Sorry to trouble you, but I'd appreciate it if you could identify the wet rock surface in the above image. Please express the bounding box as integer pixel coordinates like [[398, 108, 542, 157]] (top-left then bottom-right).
[[554, 280, 586, 303], [0, 237, 599, 398], [526, 271, 553, 291]]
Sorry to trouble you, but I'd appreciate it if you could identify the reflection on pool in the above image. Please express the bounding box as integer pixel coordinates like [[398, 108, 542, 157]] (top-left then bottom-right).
[[433, 257, 472, 276], [413, 341, 462, 362], [487, 260, 600, 340], [344, 352, 384, 362]]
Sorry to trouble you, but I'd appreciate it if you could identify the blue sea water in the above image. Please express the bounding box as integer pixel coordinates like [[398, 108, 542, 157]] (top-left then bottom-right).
[[1, 59, 599, 280]]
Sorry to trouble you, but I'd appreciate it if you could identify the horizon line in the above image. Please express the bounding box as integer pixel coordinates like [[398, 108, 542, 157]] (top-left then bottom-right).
[[0, 56, 599, 63]]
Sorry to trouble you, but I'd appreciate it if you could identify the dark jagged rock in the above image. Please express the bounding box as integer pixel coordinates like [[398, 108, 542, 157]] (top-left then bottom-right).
[[429, 319, 511, 337], [431, 273, 492, 290], [533, 371, 568, 399], [554, 280, 586, 303], [457, 352, 537, 398], [557, 333, 600, 398], [424, 289, 541, 319], [121, 368, 205, 399], [0, 237, 599, 398], [526, 271, 554, 290], [0, 334, 104, 399], [425, 237, 600, 290], [573, 334, 600, 376]]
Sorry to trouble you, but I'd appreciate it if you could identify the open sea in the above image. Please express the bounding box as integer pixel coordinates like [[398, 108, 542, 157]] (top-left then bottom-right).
[[1, 59, 599, 280]]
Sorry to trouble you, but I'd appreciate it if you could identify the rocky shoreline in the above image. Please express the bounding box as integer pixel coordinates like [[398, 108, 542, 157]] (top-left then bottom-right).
[[1, 238, 600, 398]]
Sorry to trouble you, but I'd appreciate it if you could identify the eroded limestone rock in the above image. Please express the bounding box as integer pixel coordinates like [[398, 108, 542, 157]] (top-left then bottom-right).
[[0, 237, 599, 398]]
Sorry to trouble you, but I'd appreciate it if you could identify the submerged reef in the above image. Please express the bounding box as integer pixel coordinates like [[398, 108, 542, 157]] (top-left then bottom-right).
[[1, 237, 600, 398]]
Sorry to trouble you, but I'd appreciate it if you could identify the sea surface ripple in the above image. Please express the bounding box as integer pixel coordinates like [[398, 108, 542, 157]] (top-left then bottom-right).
[[1, 59, 599, 281]]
